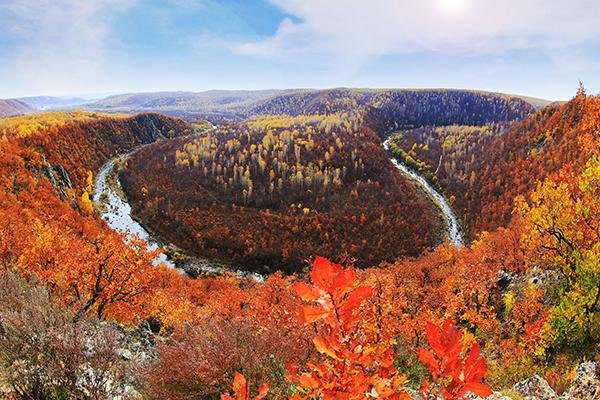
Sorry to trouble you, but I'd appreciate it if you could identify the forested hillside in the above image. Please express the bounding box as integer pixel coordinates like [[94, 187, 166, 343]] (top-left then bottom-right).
[[118, 89, 537, 272], [387, 87, 596, 238], [0, 90, 597, 400], [248, 89, 534, 126]]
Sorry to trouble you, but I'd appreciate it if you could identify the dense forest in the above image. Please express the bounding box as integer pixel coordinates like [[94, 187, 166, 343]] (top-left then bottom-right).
[[121, 113, 442, 272], [120, 89, 536, 272], [0, 88, 597, 399], [386, 87, 595, 238]]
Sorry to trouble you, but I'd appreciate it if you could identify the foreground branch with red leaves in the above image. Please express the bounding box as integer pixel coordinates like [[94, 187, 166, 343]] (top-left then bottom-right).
[[287, 256, 410, 400], [220, 257, 494, 400], [418, 319, 493, 399]]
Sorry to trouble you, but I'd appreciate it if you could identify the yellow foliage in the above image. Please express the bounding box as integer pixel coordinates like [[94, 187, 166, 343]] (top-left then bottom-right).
[[80, 191, 94, 216], [0, 111, 129, 138]]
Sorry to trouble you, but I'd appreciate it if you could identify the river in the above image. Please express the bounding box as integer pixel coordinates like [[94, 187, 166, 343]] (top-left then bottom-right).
[[93, 156, 176, 267], [93, 151, 263, 279], [93, 135, 463, 276], [383, 137, 463, 247]]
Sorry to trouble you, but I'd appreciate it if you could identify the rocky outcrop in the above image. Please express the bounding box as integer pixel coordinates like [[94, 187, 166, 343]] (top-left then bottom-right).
[[511, 363, 598, 400], [561, 363, 599, 400], [513, 374, 559, 399]]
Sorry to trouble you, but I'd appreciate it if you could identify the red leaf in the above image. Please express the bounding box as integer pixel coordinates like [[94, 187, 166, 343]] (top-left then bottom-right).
[[462, 382, 493, 397], [255, 383, 270, 400], [232, 372, 247, 400], [312, 256, 342, 292], [424, 321, 444, 358], [417, 349, 439, 379], [339, 285, 372, 326]]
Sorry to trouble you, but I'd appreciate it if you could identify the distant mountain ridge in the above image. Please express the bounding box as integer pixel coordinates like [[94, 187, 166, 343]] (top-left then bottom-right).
[[0, 98, 34, 117], [88, 89, 307, 113], [85, 88, 551, 122], [17, 96, 88, 110]]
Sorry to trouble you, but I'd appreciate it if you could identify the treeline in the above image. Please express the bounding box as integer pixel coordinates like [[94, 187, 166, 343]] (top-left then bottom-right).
[[246, 89, 534, 128], [121, 113, 443, 273], [386, 87, 598, 238]]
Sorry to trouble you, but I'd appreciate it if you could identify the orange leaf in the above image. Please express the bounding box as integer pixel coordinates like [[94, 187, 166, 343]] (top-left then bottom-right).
[[301, 305, 330, 323], [254, 383, 270, 400], [313, 336, 339, 360], [294, 282, 323, 301], [417, 349, 439, 379], [298, 373, 320, 388], [232, 372, 247, 400]]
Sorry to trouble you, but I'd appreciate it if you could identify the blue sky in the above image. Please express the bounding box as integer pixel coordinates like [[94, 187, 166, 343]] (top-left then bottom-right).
[[1, 0, 599, 100]]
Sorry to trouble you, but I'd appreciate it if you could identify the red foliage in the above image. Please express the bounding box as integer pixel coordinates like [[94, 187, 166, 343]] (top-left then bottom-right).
[[120, 117, 443, 272], [418, 319, 493, 399], [288, 256, 411, 400], [221, 372, 269, 400]]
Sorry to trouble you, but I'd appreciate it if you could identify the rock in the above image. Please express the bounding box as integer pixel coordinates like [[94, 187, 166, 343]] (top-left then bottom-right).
[[467, 391, 512, 400], [497, 269, 514, 290], [561, 362, 599, 400], [513, 374, 559, 400], [116, 348, 133, 361], [486, 392, 513, 400]]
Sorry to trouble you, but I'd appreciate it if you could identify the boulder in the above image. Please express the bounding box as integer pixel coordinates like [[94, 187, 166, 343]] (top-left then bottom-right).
[[561, 362, 599, 400], [513, 374, 558, 400]]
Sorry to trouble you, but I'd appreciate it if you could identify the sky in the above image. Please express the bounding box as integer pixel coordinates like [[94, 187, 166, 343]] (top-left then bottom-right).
[[1, 0, 599, 101]]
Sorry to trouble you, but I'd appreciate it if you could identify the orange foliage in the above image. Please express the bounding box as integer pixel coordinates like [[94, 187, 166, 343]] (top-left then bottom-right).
[[288, 256, 411, 400]]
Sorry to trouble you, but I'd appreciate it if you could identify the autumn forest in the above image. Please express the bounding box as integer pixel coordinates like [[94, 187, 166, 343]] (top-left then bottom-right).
[[0, 86, 598, 400]]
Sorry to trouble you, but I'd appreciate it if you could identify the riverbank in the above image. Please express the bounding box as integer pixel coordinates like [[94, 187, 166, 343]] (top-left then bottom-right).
[[383, 137, 463, 247]]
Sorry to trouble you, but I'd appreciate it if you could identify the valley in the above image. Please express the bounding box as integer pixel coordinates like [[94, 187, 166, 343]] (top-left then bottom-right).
[[0, 88, 597, 399], [92, 125, 464, 278], [2, 1, 599, 398], [115, 89, 531, 273]]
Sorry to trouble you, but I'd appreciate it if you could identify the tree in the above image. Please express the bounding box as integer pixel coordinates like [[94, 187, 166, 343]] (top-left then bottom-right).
[[288, 256, 411, 400]]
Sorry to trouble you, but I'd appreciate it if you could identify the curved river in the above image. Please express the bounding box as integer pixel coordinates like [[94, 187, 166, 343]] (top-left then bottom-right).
[[93, 136, 463, 275], [93, 151, 262, 279], [93, 156, 176, 268], [383, 137, 463, 247]]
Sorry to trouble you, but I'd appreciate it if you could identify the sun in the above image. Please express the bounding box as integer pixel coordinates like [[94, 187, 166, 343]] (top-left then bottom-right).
[[438, 0, 467, 14]]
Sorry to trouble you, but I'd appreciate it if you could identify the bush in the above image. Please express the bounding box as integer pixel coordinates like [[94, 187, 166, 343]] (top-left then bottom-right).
[[0, 271, 130, 399]]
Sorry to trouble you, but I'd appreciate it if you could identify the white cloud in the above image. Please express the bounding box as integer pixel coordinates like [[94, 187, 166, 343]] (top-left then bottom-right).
[[0, 0, 135, 95], [233, 0, 600, 57]]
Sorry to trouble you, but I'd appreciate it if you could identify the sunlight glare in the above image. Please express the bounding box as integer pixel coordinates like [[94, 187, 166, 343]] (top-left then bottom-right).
[[438, 0, 467, 15]]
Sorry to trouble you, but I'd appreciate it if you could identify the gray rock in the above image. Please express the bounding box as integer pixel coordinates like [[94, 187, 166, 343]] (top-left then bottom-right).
[[561, 362, 599, 400], [468, 391, 512, 400], [513, 374, 559, 400], [486, 392, 513, 400]]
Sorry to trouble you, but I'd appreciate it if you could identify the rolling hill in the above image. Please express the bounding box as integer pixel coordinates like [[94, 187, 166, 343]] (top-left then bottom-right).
[[17, 96, 88, 110], [0, 98, 34, 117]]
